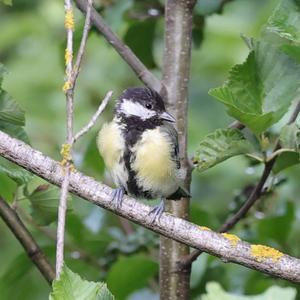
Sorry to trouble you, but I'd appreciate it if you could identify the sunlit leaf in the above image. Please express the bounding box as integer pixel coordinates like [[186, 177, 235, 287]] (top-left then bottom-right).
[[107, 254, 158, 300], [97, 283, 114, 300], [0, 0, 12, 6], [50, 264, 114, 300], [201, 282, 297, 300], [194, 128, 254, 172], [209, 41, 300, 134]]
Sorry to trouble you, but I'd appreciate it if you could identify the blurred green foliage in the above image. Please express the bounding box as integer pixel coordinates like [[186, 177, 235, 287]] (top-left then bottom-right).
[[0, 0, 300, 299]]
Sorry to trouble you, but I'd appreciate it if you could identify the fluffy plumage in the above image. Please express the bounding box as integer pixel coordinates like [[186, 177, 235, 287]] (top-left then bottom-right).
[[97, 87, 189, 220]]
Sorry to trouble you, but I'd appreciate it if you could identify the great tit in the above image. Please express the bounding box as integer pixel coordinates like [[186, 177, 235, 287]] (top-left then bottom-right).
[[97, 87, 189, 221]]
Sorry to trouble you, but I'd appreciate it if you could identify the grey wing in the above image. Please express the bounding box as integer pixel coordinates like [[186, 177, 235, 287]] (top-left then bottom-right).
[[161, 122, 180, 169]]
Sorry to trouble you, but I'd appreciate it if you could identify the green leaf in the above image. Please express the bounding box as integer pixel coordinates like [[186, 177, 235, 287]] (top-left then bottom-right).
[[195, 0, 222, 16], [191, 253, 208, 288], [0, 121, 32, 185], [0, 64, 25, 126], [265, 0, 300, 44], [50, 265, 114, 300], [194, 128, 254, 172], [107, 254, 158, 300], [97, 283, 114, 300], [82, 134, 105, 177], [0, 0, 12, 5], [0, 90, 25, 126], [0, 172, 16, 201], [0, 253, 33, 299], [257, 201, 295, 243], [209, 41, 300, 134], [279, 123, 300, 150], [201, 282, 297, 300], [272, 124, 300, 173], [124, 20, 157, 69], [0, 157, 32, 185], [27, 184, 71, 226], [0, 120, 30, 143], [273, 152, 300, 174], [104, 0, 133, 33]]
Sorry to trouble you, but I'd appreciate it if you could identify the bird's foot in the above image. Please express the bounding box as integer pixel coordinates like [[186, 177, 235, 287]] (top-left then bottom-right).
[[149, 199, 165, 224], [111, 187, 125, 208]]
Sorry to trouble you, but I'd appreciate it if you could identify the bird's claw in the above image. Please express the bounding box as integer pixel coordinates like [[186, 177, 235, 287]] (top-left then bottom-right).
[[149, 199, 165, 224], [111, 187, 125, 208]]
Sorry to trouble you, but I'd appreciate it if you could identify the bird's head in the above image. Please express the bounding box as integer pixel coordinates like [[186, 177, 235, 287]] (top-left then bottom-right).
[[115, 87, 175, 124]]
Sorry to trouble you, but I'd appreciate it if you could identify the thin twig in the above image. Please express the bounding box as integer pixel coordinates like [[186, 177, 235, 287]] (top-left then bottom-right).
[[74, 0, 163, 93], [72, 0, 93, 87], [180, 99, 300, 267], [56, 0, 75, 278], [0, 197, 55, 284], [56, 170, 71, 277], [73, 90, 113, 143], [1, 131, 300, 283]]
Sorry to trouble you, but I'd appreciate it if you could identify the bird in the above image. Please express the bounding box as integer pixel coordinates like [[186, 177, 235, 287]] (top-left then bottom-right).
[[97, 87, 190, 222]]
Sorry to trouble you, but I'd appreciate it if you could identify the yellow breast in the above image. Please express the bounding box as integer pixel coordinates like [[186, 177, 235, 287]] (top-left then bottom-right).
[[97, 120, 124, 170], [132, 127, 178, 196]]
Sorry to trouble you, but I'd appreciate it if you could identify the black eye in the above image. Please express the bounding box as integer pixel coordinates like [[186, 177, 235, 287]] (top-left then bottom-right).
[[145, 103, 152, 109]]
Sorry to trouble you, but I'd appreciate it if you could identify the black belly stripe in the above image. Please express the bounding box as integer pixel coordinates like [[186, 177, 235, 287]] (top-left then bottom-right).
[[118, 115, 163, 199]]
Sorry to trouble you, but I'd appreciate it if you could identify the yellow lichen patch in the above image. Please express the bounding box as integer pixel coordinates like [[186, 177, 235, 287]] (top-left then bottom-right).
[[251, 244, 284, 262], [65, 9, 74, 30], [222, 233, 241, 247], [60, 143, 72, 166], [199, 226, 211, 231], [62, 80, 71, 93], [64, 48, 73, 66]]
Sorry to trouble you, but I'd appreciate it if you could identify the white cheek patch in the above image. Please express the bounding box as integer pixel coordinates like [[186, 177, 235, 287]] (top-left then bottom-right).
[[120, 99, 156, 120]]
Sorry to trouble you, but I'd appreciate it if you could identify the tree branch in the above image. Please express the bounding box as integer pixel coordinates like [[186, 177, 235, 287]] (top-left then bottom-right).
[[74, 0, 162, 93], [1, 132, 300, 283], [0, 196, 55, 284]]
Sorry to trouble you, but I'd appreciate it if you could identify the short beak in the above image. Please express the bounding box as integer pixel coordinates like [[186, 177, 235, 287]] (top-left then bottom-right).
[[160, 111, 176, 123]]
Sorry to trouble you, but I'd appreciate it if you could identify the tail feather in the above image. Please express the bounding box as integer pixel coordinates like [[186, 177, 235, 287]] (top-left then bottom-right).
[[167, 186, 190, 200]]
